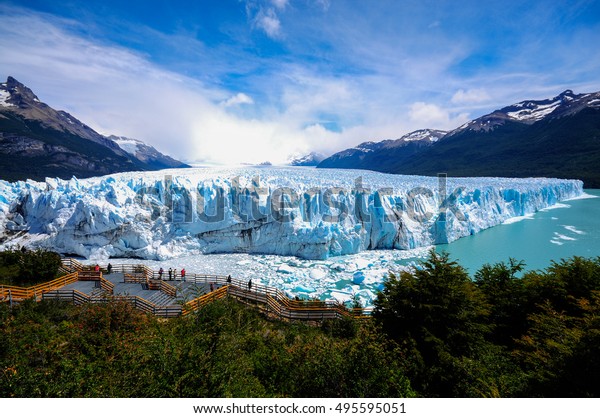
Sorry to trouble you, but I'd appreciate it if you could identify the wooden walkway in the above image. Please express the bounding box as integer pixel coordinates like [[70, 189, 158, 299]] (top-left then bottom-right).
[[1, 259, 371, 321]]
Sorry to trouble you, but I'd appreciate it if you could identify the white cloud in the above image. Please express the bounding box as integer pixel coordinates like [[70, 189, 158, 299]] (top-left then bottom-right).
[[409, 102, 470, 130], [4, 3, 598, 167], [221, 93, 254, 107], [271, 0, 289, 10], [254, 8, 282, 38], [451, 88, 491, 104], [0, 10, 379, 165]]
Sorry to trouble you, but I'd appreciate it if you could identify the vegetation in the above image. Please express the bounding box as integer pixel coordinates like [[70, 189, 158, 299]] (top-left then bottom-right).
[[0, 299, 413, 397], [1, 250, 599, 397], [374, 251, 600, 397], [0, 249, 62, 287], [393, 109, 600, 188]]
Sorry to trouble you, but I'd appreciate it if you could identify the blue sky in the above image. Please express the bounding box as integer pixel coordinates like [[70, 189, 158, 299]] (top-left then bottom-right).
[[1, 0, 600, 164]]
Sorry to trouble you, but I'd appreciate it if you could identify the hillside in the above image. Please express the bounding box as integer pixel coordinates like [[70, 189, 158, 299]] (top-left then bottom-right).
[[318, 90, 600, 187], [0, 77, 187, 182]]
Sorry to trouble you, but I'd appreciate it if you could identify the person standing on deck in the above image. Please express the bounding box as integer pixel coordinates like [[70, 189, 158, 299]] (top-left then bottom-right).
[[181, 268, 186, 281], [107, 263, 112, 274], [168, 268, 173, 280], [158, 267, 164, 280], [94, 264, 100, 272], [248, 279, 252, 291]]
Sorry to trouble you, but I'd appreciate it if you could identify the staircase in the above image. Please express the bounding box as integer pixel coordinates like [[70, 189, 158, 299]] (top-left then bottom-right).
[[90, 287, 107, 300], [147, 291, 176, 306]]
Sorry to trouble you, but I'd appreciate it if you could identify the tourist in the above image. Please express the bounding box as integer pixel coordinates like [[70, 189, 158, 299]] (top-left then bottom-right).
[[248, 279, 252, 291], [181, 268, 186, 281], [107, 263, 112, 274], [227, 275, 232, 284], [158, 267, 164, 280], [168, 268, 173, 280], [94, 264, 100, 272]]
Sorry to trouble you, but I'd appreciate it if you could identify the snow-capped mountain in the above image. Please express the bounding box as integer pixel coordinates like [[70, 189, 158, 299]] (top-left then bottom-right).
[[391, 129, 447, 143], [451, 89, 600, 134], [0, 76, 187, 182], [317, 90, 600, 187], [0, 77, 128, 153], [318, 129, 446, 170], [109, 135, 189, 169], [288, 152, 326, 166], [395, 90, 600, 187]]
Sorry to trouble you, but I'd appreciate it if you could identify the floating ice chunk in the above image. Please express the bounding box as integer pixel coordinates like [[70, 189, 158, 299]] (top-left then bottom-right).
[[540, 203, 570, 212], [309, 268, 327, 280], [330, 291, 353, 303], [277, 264, 295, 273], [503, 214, 535, 224], [293, 285, 316, 293], [352, 271, 366, 285], [554, 232, 576, 241], [563, 225, 585, 235]]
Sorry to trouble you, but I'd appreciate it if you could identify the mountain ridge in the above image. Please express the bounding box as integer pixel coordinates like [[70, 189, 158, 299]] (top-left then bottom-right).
[[318, 129, 447, 170], [0, 76, 188, 182], [317, 90, 600, 187]]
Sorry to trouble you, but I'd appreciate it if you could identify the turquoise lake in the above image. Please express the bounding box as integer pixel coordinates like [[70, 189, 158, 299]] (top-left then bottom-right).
[[435, 189, 600, 274]]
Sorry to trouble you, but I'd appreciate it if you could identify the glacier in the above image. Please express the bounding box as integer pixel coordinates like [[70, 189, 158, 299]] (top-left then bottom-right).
[[0, 167, 583, 261]]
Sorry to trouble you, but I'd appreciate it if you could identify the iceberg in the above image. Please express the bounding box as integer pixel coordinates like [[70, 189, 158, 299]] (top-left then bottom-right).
[[0, 167, 583, 260]]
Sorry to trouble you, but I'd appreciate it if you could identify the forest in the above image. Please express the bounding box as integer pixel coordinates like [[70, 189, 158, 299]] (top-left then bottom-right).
[[1, 250, 599, 397]]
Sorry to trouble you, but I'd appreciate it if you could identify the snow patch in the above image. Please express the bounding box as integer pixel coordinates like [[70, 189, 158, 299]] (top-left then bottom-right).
[[507, 100, 561, 121], [0, 89, 15, 107]]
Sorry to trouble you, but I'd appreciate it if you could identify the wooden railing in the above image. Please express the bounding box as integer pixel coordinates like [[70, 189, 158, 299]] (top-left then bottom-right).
[[60, 258, 85, 273], [182, 285, 229, 316], [99, 277, 115, 294], [4, 260, 372, 321], [109, 263, 153, 278], [158, 280, 177, 297], [77, 271, 102, 281], [124, 273, 147, 284], [43, 290, 182, 318], [1, 272, 79, 302]]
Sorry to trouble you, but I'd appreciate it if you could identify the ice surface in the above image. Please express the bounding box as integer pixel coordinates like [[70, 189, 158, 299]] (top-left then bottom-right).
[[0, 167, 584, 262]]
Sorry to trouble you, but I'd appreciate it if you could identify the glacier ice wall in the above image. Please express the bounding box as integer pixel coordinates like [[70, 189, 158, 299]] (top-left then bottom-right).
[[0, 167, 584, 260]]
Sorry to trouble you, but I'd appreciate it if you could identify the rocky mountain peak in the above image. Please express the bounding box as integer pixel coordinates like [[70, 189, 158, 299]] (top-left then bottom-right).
[[3, 76, 42, 107]]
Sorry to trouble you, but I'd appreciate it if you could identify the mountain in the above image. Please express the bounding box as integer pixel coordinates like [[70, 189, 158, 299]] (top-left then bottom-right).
[[395, 90, 600, 187], [318, 90, 600, 187], [318, 129, 447, 170], [109, 136, 189, 170], [0, 76, 186, 182], [288, 152, 326, 166]]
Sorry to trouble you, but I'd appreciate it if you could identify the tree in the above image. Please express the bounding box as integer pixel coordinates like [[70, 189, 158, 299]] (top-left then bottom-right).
[[373, 250, 492, 396], [474, 259, 527, 345]]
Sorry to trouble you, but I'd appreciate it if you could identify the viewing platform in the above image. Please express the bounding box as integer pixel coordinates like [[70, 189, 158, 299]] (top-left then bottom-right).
[[1, 259, 370, 321]]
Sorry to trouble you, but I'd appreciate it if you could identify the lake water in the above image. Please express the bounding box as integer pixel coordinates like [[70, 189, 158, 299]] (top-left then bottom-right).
[[108, 190, 600, 308], [436, 190, 600, 274]]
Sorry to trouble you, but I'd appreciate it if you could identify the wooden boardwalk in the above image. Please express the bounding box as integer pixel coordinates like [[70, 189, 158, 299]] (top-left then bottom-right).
[[1, 259, 371, 321]]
